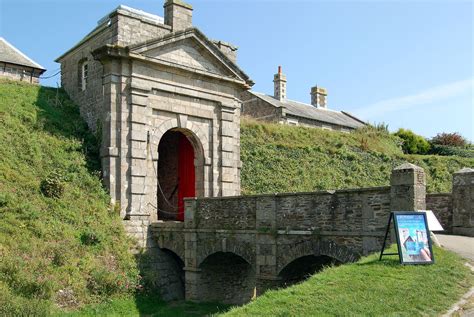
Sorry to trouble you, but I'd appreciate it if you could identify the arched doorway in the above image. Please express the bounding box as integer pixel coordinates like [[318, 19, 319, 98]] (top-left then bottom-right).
[[157, 129, 199, 221]]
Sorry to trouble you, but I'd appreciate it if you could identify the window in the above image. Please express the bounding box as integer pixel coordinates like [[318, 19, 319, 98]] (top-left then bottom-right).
[[287, 119, 299, 126], [80, 61, 88, 91]]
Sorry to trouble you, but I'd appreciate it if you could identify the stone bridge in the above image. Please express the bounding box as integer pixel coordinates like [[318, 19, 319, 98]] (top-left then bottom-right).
[[150, 164, 427, 304]]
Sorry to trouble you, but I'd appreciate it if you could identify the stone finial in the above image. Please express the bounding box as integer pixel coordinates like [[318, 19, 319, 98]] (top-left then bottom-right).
[[393, 162, 424, 171], [310, 86, 327, 108], [273, 66, 287, 101], [164, 0, 193, 31]]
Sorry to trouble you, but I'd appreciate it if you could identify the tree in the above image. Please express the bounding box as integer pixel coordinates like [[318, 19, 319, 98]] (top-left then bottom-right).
[[430, 132, 467, 148], [394, 129, 430, 154]]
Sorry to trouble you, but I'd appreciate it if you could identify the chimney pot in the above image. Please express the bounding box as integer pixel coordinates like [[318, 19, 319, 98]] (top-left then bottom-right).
[[310, 86, 327, 108], [274, 66, 287, 101]]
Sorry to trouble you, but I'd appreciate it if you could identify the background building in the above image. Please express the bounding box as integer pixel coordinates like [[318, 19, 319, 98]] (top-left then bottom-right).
[[0, 37, 46, 84], [242, 66, 365, 132]]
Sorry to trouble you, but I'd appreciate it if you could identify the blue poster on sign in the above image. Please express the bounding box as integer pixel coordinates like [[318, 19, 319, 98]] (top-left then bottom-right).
[[393, 212, 434, 264]]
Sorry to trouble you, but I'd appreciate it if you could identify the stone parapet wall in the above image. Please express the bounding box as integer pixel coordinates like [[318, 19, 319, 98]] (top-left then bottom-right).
[[426, 193, 453, 233], [186, 187, 391, 236]]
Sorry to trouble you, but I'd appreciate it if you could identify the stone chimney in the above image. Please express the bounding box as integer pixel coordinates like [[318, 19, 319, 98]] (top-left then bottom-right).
[[164, 0, 193, 31], [310, 86, 327, 108], [273, 66, 287, 101]]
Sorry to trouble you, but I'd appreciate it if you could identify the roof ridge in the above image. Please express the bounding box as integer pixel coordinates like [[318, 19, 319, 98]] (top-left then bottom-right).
[[0, 37, 45, 70], [97, 5, 164, 25], [251, 91, 343, 114]]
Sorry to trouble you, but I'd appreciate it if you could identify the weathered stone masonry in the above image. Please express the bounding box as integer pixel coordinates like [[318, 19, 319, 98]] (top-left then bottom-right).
[[426, 168, 474, 236], [151, 164, 427, 304], [57, 1, 253, 300]]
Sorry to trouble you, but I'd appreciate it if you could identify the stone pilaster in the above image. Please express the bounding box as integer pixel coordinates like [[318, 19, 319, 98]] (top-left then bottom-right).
[[452, 168, 474, 237], [183, 198, 202, 301], [390, 163, 426, 211], [255, 196, 280, 295]]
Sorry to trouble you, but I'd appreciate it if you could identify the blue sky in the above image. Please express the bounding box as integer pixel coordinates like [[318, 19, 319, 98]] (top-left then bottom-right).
[[1, 0, 472, 140]]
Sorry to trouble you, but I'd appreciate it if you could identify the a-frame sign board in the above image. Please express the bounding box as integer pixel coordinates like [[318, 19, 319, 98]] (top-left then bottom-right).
[[379, 211, 434, 265]]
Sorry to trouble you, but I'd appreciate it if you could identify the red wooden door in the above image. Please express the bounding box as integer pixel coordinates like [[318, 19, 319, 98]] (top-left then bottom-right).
[[177, 134, 195, 221]]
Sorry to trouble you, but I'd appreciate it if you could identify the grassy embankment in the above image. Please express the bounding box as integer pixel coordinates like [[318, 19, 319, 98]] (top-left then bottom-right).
[[240, 117, 474, 195], [0, 80, 138, 315], [224, 246, 473, 316]]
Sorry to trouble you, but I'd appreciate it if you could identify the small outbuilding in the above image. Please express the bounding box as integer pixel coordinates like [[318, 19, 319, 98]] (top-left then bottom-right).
[[0, 37, 46, 84]]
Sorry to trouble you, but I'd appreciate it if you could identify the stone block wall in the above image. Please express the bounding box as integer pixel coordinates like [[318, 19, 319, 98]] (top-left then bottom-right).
[[57, 8, 172, 133], [452, 168, 474, 236], [426, 193, 453, 233], [185, 187, 392, 256], [241, 91, 283, 121], [168, 164, 428, 303]]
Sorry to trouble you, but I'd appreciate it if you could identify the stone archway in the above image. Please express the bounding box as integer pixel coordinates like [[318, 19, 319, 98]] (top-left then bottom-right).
[[157, 128, 204, 221], [278, 255, 340, 287], [198, 252, 256, 305]]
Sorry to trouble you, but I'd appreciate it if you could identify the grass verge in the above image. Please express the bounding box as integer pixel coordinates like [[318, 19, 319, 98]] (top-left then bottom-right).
[[224, 246, 473, 316], [55, 294, 230, 317]]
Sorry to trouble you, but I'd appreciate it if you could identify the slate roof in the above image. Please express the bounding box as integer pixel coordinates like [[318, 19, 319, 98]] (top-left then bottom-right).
[[249, 91, 365, 129], [0, 38, 45, 70]]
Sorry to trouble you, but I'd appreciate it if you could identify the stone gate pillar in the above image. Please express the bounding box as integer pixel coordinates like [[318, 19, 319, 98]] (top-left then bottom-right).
[[390, 163, 426, 211], [452, 168, 474, 237], [255, 196, 281, 295]]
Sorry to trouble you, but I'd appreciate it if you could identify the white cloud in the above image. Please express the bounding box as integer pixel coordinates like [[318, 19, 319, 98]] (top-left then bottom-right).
[[353, 78, 474, 120]]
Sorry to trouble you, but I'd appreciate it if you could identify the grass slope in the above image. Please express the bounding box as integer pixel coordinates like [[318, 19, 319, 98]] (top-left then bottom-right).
[[0, 81, 138, 315], [241, 118, 474, 195], [225, 246, 473, 316]]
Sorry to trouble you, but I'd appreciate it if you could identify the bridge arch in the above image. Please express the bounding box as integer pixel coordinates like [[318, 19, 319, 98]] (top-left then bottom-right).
[[196, 240, 255, 268], [278, 255, 341, 287], [277, 239, 360, 278], [160, 248, 185, 299], [198, 251, 256, 305]]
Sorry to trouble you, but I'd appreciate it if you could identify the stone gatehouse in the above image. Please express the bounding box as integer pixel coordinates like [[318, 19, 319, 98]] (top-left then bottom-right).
[[57, 1, 253, 228]]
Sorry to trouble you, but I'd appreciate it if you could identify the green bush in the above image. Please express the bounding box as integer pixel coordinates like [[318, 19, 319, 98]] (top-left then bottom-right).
[[429, 144, 474, 158], [40, 171, 65, 198], [394, 128, 430, 154]]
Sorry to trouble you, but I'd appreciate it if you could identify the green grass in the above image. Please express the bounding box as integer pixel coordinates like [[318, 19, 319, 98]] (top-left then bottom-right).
[[55, 294, 230, 317], [224, 246, 473, 317], [240, 118, 474, 195], [0, 80, 138, 315]]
